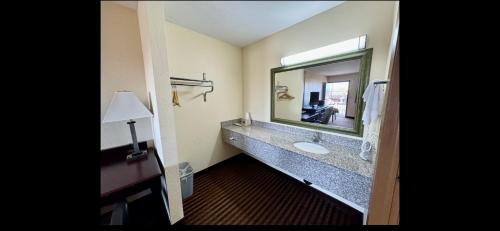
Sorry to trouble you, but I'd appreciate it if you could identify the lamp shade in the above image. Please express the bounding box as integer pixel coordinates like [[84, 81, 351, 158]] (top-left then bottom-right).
[[102, 91, 153, 123]]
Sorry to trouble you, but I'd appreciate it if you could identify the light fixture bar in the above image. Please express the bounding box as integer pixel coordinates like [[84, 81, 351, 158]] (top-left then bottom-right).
[[280, 35, 367, 66]]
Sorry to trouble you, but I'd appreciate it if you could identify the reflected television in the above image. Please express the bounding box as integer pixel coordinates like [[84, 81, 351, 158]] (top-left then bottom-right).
[[309, 92, 319, 106]]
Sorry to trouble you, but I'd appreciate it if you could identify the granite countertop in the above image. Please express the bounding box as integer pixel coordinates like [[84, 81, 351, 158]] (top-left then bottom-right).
[[222, 124, 374, 178]]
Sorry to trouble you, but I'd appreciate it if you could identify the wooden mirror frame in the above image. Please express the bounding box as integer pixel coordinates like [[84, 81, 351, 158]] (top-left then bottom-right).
[[270, 48, 373, 136]]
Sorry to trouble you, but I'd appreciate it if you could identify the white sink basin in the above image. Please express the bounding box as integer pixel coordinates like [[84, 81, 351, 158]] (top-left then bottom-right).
[[293, 142, 329, 154]]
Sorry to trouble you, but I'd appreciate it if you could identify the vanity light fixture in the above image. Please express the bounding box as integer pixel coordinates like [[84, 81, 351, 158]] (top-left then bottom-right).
[[280, 35, 367, 66]]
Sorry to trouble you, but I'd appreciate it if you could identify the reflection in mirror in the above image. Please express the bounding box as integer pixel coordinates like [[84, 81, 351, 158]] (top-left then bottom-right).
[[275, 59, 360, 129], [274, 69, 304, 121], [271, 49, 371, 136], [303, 59, 360, 129]]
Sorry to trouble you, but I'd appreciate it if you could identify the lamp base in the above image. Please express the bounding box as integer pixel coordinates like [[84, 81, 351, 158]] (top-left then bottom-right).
[[126, 150, 148, 162]]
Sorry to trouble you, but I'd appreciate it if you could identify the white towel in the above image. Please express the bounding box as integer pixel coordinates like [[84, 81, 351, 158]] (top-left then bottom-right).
[[362, 81, 383, 126]]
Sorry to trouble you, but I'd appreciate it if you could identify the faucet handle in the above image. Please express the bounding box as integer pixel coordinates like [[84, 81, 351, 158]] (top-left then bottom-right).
[[313, 131, 321, 142]]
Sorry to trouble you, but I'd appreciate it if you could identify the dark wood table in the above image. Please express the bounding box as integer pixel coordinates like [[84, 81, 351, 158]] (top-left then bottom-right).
[[101, 142, 164, 207]]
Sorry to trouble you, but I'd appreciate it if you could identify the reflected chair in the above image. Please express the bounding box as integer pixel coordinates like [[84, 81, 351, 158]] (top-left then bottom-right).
[[316, 107, 335, 124]]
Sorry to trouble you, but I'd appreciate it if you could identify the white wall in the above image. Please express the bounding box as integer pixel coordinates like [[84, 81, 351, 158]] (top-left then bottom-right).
[[303, 71, 327, 107], [327, 73, 359, 118], [164, 21, 243, 174], [101, 2, 153, 150], [137, 2, 184, 223], [274, 69, 304, 121], [242, 1, 396, 123]]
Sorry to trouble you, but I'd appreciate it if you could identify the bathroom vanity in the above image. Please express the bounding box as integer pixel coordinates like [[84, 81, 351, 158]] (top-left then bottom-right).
[[221, 119, 374, 220]]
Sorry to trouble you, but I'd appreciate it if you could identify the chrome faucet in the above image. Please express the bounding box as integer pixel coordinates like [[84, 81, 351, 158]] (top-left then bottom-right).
[[312, 131, 321, 143]]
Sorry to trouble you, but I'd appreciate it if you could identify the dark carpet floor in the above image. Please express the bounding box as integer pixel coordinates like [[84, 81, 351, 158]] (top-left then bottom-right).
[[178, 154, 362, 225]]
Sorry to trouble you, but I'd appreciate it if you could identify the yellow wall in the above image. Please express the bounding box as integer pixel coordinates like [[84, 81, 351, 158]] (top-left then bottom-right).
[[274, 69, 304, 121], [101, 2, 152, 149], [164, 21, 243, 173], [242, 1, 396, 123]]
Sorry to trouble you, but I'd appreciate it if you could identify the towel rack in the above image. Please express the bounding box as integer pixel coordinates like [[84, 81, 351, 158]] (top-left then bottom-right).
[[275, 85, 289, 91], [374, 80, 389, 85], [170, 73, 214, 102]]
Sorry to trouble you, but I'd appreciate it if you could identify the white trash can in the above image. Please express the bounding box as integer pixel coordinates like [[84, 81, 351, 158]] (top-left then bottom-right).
[[179, 162, 193, 200]]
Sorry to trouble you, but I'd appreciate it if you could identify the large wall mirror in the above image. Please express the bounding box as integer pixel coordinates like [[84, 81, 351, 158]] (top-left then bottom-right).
[[271, 49, 372, 136]]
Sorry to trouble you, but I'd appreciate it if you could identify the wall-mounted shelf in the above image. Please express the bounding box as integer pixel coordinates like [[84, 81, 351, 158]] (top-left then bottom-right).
[[170, 73, 214, 102]]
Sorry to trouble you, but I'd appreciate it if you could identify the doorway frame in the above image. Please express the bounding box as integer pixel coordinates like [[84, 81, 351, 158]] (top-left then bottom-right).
[[367, 3, 399, 223], [326, 80, 351, 119]]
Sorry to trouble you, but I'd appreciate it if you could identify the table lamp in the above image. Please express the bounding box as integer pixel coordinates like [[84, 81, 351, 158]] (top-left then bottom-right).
[[102, 90, 153, 161]]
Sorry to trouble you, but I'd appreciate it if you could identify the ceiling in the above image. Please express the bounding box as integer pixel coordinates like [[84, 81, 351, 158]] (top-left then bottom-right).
[[112, 1, 345, 47], [305, 59, 361, 76]]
